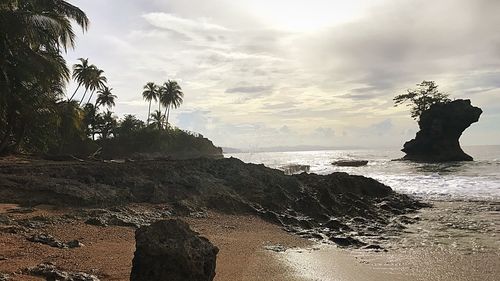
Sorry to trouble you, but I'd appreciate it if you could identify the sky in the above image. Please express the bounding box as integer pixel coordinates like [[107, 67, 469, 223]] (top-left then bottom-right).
[[65, 0, 500, 149]]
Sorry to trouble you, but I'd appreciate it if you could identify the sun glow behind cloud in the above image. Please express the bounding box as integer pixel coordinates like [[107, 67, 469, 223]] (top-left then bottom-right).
[[245, 0, 375, 32]]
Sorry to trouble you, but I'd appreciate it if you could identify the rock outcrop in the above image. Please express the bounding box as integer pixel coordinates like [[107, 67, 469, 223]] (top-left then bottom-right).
[[402, 99, 482, 162], [26, 263, 99, 281], [0, 158, 423, 246], [130, 219, 218, 281]]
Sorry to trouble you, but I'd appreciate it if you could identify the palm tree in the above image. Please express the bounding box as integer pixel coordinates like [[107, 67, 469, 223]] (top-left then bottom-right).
[[118, 114, 144, 136], [142, 82, 159, 125], [157, 84, 164, 114], [96, 110, 117, 139], [83, 103, 98, 139], [69, 58, 95, 101], [160, 80, 184, 127], [56, 100, 85, 150], [80, 68, 107, 106], [150, 110, 164, 130], [96, 86, 117, 109], [0, 0, 89, 154]]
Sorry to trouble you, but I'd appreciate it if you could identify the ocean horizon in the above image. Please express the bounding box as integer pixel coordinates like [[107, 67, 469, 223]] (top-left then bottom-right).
[[227, 145, 500, 201]]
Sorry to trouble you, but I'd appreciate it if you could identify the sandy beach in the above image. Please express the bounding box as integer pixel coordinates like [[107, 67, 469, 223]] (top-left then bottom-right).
[[1, 201, 498, 281], [1, 204, 310, 281]]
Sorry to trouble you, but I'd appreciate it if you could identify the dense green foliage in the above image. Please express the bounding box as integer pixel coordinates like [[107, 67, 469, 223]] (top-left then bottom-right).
[[0, 0, 89, 154], [99, 126, 222, 159], [0, 0, 221, 158], [394, 81, 451, 120]]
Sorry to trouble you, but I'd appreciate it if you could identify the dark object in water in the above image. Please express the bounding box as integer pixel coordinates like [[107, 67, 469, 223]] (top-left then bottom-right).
[[279, 164, 310, 175], [131, 219, 218, 281], [332, 160, 368, 167], [402, 99, 482, 162]]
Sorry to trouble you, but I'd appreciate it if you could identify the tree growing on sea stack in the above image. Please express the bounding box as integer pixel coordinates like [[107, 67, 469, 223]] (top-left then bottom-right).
[[396, 81, 482, 162], [394, 80, 451, 120]]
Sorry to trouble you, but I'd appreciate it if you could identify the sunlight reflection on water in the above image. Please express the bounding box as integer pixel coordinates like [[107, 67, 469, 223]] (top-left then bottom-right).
[[227, 146, 500, 200]]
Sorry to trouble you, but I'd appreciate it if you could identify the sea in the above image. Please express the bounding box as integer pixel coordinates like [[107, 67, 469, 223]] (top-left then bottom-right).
[[227, 145, 500, 201]]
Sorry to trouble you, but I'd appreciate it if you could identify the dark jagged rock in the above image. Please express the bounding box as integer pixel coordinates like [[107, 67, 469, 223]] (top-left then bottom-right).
[[264, 244, 287, 252], [0, 157, 423, 247], [27, 234, 66, 248], [83, 207, 172, 228], [27, 234, 83, 249], [402, 99, 482, 162], [332, 160, 368, 167], [26, 263, 99, 281], [329, 236, 366, 247], [131, 219, 218, 281]]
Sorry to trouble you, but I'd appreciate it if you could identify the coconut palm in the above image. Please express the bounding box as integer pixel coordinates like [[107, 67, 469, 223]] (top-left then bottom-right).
[[160, 80, 184, 127], [69, 58, 95, 101], [82, 103, 98, 139], [80, 68, 107, 106], [0, 0, 89, 154], [97, 110, 117, 139], [150, 110, 164, 130], [142, 82, 159, 125], [96, 86, 117, 109]]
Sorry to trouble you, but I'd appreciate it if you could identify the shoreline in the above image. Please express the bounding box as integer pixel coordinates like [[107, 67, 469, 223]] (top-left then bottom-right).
[[272, 199, 500, 281], [1, 200, 498, 281]]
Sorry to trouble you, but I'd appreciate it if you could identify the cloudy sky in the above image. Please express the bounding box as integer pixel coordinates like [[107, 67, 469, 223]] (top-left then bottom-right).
[[66, 0, 500, 149]]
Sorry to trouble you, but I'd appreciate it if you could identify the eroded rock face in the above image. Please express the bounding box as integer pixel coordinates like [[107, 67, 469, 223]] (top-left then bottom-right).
[[402, 99, 482, 162], [0, 158, 424, 247], [131, 219, 218, 281]]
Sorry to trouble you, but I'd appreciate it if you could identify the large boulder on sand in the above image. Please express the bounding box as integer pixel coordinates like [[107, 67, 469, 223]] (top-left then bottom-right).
[[402, 99, 482, 162], [130, 219, 218, 281]]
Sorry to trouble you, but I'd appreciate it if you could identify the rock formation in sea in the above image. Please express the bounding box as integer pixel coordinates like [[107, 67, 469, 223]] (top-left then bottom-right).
[[402, 99, 482, 162], [130, 219, 218, 281]]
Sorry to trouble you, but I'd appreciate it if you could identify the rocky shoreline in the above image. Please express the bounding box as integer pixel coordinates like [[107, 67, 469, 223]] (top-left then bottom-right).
[[0, 157, 424, 248]]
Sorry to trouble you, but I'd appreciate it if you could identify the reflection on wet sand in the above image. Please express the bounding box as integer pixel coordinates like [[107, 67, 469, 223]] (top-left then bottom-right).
[[277, 200, 500, 281]]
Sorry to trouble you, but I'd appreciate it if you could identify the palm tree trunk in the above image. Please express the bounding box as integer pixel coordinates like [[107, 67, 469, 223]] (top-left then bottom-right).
[[166, 105, 171, 129], [68, 83, 81, 101], [0, 109, 16, 155], [0, 131, 11, 155], [12, 122, 26, 152], [86, 90, 95, 105], [147, 101, 151, 125], [79, 88, 88, 106]]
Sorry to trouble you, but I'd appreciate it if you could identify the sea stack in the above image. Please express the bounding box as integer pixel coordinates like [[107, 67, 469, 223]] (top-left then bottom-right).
[[402, 99, 482, 162], [130, 219, 218, 281]]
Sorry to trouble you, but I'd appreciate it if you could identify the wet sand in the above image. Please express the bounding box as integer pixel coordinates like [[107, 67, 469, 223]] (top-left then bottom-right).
[[0, 201, 499, 281], [278, 200, 500, 281]]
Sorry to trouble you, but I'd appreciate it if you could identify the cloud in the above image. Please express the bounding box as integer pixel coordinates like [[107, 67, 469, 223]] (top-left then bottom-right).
[[225, 85, 272, 94], [144, 12, 230, 32], [65, 0, 500, 148], [313, 127, 335, 138]]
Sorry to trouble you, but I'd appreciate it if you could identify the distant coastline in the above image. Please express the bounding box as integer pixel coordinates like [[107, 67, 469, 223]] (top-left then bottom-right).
[[223, 144, 500, 154]]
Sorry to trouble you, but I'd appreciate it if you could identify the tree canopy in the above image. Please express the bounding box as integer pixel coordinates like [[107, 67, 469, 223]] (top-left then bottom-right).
[[0, 0, 89, 154], [394, 81, 451, 120], [0, 1, 217, 159]]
